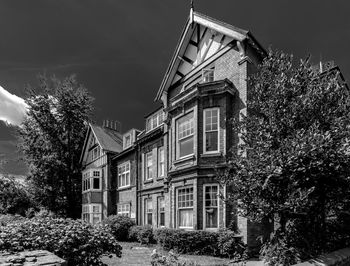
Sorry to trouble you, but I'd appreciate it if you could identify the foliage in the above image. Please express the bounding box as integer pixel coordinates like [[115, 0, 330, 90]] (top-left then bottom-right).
[[0, 214, 25, 226], [218, 50, 350, 263], [129, 225, 154, 245], [0, 217, 122, 266], [0, 175, 34, 215], [17, 75, 94, 218], [151, 250, 195, 266], [103, 215, 135, 241], [154, 228, 246, 259]]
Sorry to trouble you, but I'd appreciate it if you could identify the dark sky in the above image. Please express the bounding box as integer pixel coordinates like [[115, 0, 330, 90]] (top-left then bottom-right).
[[0, 0, 349, 175]]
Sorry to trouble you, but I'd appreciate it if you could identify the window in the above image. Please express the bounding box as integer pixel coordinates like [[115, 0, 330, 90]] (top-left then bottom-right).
[[158, 197, 165, 227], [82, 204, 102, 224], [145, 198, 153, 225], [117, 203, 131, 217], [177, 112, 194, 159], [177, 187, 194, 228], [158, 147, 165, 177], [118, 162, 130, 188], [146, 111, 164, 132], [204, 185, 219, 229], [204, 108, 219, 153], [92, 170, 101, 190], [202, 68, 214, 82], [145, 152, 153, 180], [82, 172, 91, 192], [123, 134, 132, 149], [91, 146, 100, 161]]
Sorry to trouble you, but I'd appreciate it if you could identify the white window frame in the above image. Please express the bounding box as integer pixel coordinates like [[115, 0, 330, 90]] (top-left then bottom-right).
[[177, 187, 194, 229], [82, 204, 102, 224], [145, 152, 153, 181], [158, 147, 165, 177], [203, 108, 220, 154], [158, 197, 165, 227], [118, 161, 131, 188], [117, 203, 131, 217], [91, 170, 102, 191], [123, 133, 132, 149], [91, 146, 101, 161], [146, 111, 164, 133], [203, 184, 220, 230], [145, 198, 153, 225], [176, 112, 195, 159], [82, 169, 101, 192]]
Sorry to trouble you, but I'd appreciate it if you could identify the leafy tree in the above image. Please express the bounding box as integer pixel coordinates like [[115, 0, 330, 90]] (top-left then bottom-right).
[[0, 174, 34, 215], [218, 50, 350, 262], [18, 75, 94, 218]]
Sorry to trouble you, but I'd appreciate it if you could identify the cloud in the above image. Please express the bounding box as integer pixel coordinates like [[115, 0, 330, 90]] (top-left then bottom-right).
[[0, 85, 27, 126]]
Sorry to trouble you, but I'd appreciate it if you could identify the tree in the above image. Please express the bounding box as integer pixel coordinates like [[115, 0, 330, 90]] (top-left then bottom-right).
[[18, 75, 94, 218], [218, 50, 350, 263]]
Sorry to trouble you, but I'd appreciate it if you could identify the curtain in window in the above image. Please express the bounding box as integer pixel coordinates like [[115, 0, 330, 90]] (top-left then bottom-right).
[[179, 209, 193, 227]]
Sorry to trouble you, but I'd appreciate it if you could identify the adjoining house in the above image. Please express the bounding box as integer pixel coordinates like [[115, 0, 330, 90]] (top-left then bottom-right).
[[80, 8, 271, 249]]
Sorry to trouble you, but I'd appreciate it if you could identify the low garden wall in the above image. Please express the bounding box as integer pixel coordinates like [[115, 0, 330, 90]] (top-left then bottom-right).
[[0, 250, 66, 266], [294, 247, 350, 266]]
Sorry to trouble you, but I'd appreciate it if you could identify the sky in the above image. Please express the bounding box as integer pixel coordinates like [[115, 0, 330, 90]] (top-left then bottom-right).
[[0, 0, 349, 175]]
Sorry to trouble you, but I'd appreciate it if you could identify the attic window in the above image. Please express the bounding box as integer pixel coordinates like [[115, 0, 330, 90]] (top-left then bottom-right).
[[146, 110, 164, 133], [91, 146, 100, 161], [202, 68, 214, 83], [123, 134, 132, 149]]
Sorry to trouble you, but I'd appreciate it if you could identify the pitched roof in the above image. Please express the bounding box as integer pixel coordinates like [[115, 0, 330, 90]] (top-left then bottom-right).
[[90, 124, 122, 153], [155, 11, 266, 101]]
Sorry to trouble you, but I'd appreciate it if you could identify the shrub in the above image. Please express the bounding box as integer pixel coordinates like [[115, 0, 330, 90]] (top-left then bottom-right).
[[154, 228, 247, 260], [0, 217, 122, 266], [129, 225, 154, 244], [103, 215, 135, 241], [151, 249, 195, 266], [217, 229, 247, 261], [0, 214, 25, 226]]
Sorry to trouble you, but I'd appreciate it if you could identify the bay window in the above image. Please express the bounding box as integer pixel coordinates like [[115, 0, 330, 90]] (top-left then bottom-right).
[[177, 187, 194, 228], [177, 112, 194, 159], [82, 204, 102, 224], [92, 205, 102, 224], [118, 162, 130, 188], [145, 198, 153, 225], [204, 108, 219, 153], [204, 185, 219, 229], [82, 169, 101, 192], [145, 152, 153, 180], [92, 170, 101, 190], [158, 147, 165, 177], [117, 203, 131, 217], [158, 197, 165, 227]]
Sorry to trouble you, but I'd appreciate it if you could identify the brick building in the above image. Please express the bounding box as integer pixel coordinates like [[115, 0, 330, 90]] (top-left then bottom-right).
[[80, 9, 267, 248]]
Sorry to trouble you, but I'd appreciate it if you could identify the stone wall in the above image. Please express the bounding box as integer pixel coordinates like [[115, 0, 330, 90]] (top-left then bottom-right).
[[0, 250, 66, 266]]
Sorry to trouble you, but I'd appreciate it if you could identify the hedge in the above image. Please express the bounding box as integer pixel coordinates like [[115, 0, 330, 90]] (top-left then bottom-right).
[[129, 225, 154, 244], [0, 217, 122, 266], [103, 214, 135, 241]]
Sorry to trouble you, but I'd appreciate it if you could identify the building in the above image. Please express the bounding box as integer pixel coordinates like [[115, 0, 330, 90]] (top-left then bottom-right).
[[80, 8, 268, 249]]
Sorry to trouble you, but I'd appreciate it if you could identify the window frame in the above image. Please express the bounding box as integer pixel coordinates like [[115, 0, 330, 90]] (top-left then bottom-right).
[[203, 184, 220, 230], [91, 146, 101, 161], [123, 133, 132, 149], [176, 112, 195, 159], [145, 152, 153, 181], [177, 186, 194, 229], [82, 169, 102, 192], [158, 196, 165, 227], [118, 161, 131, 188], [82, 204, 102, 224], [158, 147, 165, 177], [117, 203, 131, 217], [145, 198, 153, 225], [146, 111, 164, 133], [203, 108, 220, 154], [202, 68, 214, 83]]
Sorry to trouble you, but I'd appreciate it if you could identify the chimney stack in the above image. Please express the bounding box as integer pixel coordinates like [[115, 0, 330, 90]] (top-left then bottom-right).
[[102, 119, 122, 133]]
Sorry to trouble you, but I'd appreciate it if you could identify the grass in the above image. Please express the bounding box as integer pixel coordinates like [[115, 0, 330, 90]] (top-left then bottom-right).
[[102, 242, 263, 266]]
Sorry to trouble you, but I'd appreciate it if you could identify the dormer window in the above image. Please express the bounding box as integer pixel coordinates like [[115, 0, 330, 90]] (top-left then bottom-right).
[[123, 134, 132, 149], [91, 146, 100, 161], [146, 110, 164, 133], [202, 68, 214, 83]]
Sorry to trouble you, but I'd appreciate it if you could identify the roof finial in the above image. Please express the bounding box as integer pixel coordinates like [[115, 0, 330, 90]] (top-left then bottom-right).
[[190, 0, 194, 27]]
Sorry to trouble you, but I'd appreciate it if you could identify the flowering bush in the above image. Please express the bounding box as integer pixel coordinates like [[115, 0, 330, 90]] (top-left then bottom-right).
[[151, 250, 195, 266], [103, 215, 135, 241], [0, 217, 122, 266]]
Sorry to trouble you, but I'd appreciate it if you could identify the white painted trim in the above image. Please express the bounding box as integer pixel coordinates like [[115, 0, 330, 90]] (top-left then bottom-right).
[[118, 161, 131, 188], [203, 108, 220, 154], [203, 184, 220, 230], [175, 110, 195, 160], [176, 186, 194, 229]]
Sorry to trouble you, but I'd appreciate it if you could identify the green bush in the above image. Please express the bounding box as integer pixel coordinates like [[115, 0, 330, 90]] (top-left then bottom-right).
[[129, 225, 154, 244], [0, 214, 25, 226], [217, 229, 247, 261], [103, 215, 135, 241], [0, 217, 122, 266], [154, 228, 247, 259]]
